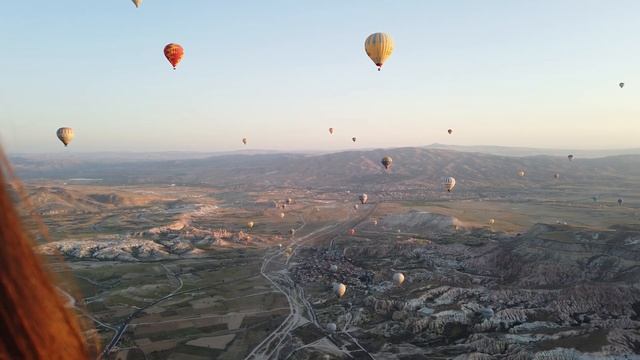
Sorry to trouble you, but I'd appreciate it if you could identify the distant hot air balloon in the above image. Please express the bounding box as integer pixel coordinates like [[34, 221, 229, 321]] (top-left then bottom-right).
[[289, 228, 296, 236], [364, 32, 394, 71], [247, 221, 254, 230], [393, 272, 405, 286], [132, 0, 142, 8], [359, 193, 368, 204], [443, 177, 456, 192], [372, 218, 378, 226], [381, 156, 393, 170], [164, 43, 184, 70], [333, 283, 346, 298], [242, 138, 247, 145], [619, 82, 625, 88], [352, 137, 357, 142], [592, 196, 598, 203], [517, 170, 526, 177], [448, 129, 453, 135], [286, 198, 293, 205], [329, 128, 334, 135], [353, 204, 359, 210], [348, 228, 356, 236], [330, 264, 338, 272], [618, 198, 623, 206], [280, 212, 285, 219], [554, 173, 560, 179], [488, 218, 495, 225], [326, 323, 337, 332], [568, 154, 574, 161], [56, 127, 74, 147]]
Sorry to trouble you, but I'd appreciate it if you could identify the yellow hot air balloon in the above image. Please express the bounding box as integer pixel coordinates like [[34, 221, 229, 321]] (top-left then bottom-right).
[[365, 33, 394, 71], [132, 0, 142, 8], [56, 127, 74, 147]]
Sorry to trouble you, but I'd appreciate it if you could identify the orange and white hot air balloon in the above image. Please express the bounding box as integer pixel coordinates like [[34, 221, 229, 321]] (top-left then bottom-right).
[[164, 43, 184, 70], [132, 0, 142, 8]]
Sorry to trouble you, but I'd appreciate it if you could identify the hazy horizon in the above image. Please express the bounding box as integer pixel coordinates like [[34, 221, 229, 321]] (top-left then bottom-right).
[[2, 1, 640, 153]]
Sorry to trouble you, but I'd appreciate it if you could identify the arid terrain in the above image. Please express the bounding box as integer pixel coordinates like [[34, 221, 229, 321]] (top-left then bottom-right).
[[15, 148, 640, 359]]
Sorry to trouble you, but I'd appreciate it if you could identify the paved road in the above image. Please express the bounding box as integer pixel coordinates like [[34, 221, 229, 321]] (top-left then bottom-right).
[[245, 205, 378, 360]]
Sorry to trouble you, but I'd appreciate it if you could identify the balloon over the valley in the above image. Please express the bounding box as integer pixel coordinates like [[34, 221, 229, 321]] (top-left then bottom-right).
[[443, 177, 456, 192], [381, 156, 393, 170], [393, 272, 405, 286], [56, 127, 75, 147], [359, 193, 368, 204], [333, 283, 346, 298]]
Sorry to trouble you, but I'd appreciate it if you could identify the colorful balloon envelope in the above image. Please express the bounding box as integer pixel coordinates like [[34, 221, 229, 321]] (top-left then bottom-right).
[[164, 43, 184, 70]]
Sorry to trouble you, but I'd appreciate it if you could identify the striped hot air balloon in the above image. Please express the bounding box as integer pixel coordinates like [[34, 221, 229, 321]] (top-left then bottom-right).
[[365, 33, 394, 71], [56, 127, 74, 147]]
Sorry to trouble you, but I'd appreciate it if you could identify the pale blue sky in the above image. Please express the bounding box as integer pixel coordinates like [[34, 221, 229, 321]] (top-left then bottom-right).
[[1, 1, 639, 153]]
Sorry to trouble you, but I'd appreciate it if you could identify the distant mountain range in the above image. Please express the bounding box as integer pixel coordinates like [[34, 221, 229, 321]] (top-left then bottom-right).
[[11, 147, 640, 193]]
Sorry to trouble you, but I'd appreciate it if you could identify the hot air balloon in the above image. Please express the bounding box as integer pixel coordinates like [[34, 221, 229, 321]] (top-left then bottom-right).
[[242, 138, 247, 145], [554, 173, 560, 179], [381, 156, 393, 170], [568, 154, 574, 161], [353, 204, 359, 210], [56, 127, 74, 147], [247, 221, 254, 230], [326, 323, 337, 332], [348, 228, 356, 236], [443, 177, 456, 192], [618, 198, 623, 206], [592, 196, 598, 203], [330, 264, 338, 272], [289, 228, 296, 236], [286, 198, 293, 205], [359, 193, 368, 204], [132, 0, 142, 8], [164, 43, 184, 70], [517, 170, 526, 177], [280, 212, 285, 219], [393, 272, 405, 286], [620, 82, 625, 88], [329, 128, 334, 135], [364, 32, 394, 71], [333, 283, 346, 298], [488, 218, 495, 225], [372, 218, 378, 226], [448, 129, 453, 135], [352, 137, 357, 142]]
